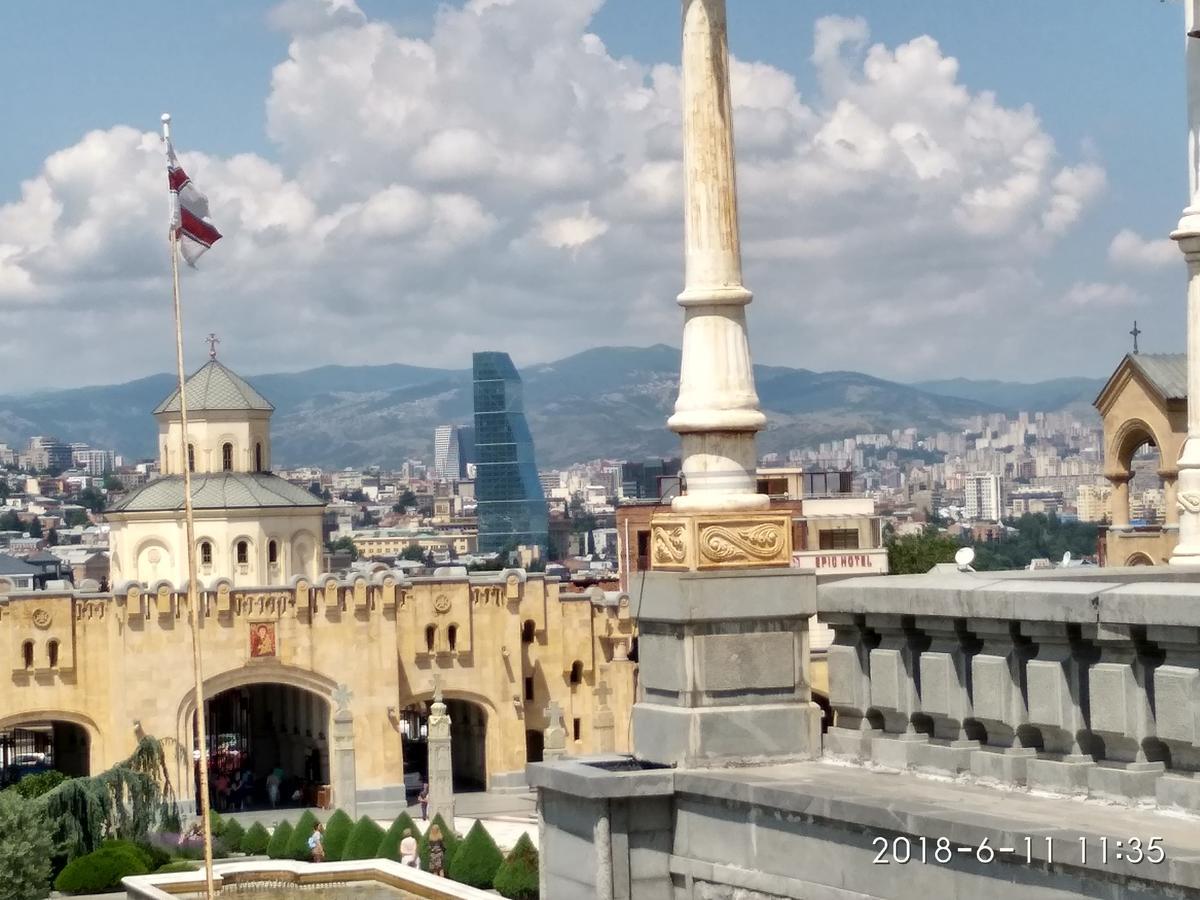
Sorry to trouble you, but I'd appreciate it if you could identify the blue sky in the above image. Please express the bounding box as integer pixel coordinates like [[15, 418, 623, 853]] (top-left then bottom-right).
[[0, 0, 1190, 388]]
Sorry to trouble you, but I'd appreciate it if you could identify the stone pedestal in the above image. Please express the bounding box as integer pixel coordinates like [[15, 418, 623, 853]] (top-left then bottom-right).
[[632, 568, 822, 768], [427, 684, 455, 825], [543, 700, 568, 763]]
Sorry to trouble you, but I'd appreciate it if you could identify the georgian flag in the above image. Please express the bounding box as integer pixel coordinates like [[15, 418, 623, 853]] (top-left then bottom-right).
[[167, 141, 222, 267]]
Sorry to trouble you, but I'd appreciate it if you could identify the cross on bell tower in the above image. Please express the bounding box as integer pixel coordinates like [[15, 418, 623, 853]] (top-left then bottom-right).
[[1130, 320, 1142, 355], [205, 332, 220, 360]]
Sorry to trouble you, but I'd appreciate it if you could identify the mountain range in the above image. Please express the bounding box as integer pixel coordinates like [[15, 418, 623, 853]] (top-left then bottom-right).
[[0, 346, 1107, 469]]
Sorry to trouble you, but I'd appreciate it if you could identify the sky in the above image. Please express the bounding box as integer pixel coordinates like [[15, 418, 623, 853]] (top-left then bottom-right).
[[0, 0, 1189, 393]]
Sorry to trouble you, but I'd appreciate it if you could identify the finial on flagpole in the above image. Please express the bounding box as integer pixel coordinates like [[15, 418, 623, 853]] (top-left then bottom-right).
[[161, 112, 171, 142]]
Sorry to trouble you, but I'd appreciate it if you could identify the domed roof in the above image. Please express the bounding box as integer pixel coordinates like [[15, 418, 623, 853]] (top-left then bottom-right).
[[153, 360, 273, 415], [108, 473, 323, 513]]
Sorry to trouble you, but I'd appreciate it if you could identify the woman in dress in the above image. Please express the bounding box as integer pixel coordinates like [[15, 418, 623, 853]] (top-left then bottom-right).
[[427, 824, 446, 876]]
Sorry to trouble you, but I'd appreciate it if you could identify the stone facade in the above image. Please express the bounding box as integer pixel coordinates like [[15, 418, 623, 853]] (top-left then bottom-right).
[[0, 570, 636, 804]]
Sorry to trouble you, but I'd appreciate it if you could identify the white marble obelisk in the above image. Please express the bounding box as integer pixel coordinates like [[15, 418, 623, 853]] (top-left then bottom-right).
[[669, 0, 768, 514], [1171, 0, 1200, 564]]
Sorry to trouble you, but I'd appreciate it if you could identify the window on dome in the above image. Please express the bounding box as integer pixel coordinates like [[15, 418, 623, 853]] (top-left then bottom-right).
[[255, 443, 263, 472], [236, 541, 248, 565], [187, 444, 195, 473], [222, 442, 233, 471], [268, 541, 278, 564]]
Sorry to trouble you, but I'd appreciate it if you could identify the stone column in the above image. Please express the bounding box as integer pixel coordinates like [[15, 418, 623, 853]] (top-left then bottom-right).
[[1107, 473, 1132, 531], [669, 0, 767, 514], [427, 677, 455, 824], [1162, 471, 1180, 530], [330, 684, 357, 819], [1172, 1, 1200, 563]]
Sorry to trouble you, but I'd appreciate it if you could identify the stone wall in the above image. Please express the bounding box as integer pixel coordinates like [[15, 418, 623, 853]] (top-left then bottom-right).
[[0, 570, 636, 802]]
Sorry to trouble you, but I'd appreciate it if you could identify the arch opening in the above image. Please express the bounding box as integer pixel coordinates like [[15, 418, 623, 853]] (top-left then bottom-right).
[[255, 443, 263, 472], [399, 697, 489, 792], [0, 721, 90, 786], [198, 683, 330, 812]]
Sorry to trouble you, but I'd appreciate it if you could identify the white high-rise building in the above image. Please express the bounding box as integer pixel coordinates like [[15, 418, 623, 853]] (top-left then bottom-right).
[[433, 425, 460, 481], [964, 472, 1002, 522]]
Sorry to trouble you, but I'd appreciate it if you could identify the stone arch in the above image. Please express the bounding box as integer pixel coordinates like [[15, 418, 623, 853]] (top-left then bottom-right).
[[1125, 552, 1155, 566], [0, 708, 104, 776], [404, 689, 497, 791], [1111, 417, 1166, 472]]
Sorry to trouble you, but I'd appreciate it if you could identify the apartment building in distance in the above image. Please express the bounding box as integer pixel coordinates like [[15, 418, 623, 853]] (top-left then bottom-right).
[[964, 472, 1003, 521]]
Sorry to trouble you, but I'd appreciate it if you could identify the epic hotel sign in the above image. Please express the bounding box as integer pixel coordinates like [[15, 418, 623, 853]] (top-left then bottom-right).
[[792, 549, 889, 575]]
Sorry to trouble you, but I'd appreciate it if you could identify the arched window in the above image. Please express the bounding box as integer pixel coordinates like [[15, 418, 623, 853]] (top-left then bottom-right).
[[22, 640, 33, 669], [236, 541, 248, 565], [47, 640, 59, 668], [187, 444, 195, 473], [521, 620, 536, 644], [222, 442, 233, 471], [255, 442, 263, 472], [570, 660, 583, 685], [200, 542, 213, 565], [268, 540, 278, 564], [448, 624, 458, 652], [425, 625, 436, 653]]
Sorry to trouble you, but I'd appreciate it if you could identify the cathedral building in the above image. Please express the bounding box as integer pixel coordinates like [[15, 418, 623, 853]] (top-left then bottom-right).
[[106, 358, 324, 587]]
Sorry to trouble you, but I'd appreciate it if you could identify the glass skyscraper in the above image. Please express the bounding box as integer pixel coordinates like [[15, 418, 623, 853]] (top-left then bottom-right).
[[472, 352, 549, 557]]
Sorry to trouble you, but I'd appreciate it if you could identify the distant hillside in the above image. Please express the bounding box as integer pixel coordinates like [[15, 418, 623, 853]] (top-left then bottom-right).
[[0, 346, 1095, 468], [911, 376, 1106, 414]]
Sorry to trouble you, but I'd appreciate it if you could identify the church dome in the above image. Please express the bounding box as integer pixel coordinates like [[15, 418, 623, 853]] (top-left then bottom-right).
[[153, 360, 274, 415]]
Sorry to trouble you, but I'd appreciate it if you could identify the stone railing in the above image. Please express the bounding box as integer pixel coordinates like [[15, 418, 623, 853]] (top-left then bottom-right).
[[820, 568, 1200, 813]]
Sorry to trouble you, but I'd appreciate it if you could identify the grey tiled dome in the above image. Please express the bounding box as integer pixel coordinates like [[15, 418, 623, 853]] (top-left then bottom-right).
[[153, 361, 274, 414], [109, 473, 323, 513]]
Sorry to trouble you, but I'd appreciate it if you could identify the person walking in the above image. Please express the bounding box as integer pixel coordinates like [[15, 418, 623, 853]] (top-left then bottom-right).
[[307, 823, 326, 862], [427, 823, 446, 877], [399, 828, 419, 868], [266, 766, 282, 809], [418, 782, 429, 821]]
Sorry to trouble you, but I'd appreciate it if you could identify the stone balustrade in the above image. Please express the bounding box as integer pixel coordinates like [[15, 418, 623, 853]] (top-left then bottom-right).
[[821, 569, 1200, 813]]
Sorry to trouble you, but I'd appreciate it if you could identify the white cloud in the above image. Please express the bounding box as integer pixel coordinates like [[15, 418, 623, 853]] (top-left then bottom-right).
[[1060, 281, 1144, 309], [0, 1, 1116, 391], [1108, 228, 1178, 269]]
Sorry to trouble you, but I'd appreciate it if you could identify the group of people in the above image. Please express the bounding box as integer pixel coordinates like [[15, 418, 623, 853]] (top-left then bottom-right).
[[304, 822, 447, 876], [211, 767, 256, 812]]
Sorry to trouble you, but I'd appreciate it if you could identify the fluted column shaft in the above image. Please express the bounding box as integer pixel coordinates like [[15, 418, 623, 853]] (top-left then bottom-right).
[[669, 0, 768, 513]]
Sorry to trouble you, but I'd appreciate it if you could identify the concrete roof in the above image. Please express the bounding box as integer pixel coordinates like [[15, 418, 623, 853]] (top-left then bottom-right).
[[1129, 352, 1187, 401], [108, 473, 324, 513], [153, 360, 274, 415]]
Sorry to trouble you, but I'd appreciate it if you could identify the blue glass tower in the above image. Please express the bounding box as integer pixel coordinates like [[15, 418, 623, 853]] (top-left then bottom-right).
[[472, 352, 549, 557]]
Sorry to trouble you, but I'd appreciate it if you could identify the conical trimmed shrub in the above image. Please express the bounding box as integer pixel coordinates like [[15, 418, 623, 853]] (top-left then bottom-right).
[[494, 833, 539, 899], [448, 820, 503, 889], [418, 813, 459, 871], [286, 811, 319, 860], [265, 820, 293, 860], [341, 815, 386, 861], [240, 822, 270, 855], [377, 811, 419, 862], [222, 819, 246, 854], [322, 809, 354, 862]]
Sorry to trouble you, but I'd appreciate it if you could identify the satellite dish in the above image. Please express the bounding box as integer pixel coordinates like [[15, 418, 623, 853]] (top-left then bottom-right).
[[954, 547, 976, 570], [1061, 551, 1072, 567]]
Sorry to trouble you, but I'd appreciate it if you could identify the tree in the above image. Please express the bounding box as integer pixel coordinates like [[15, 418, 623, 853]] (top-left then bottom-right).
[[401, 544, 426, 562], [0, 480, 8, 502], [285, 810, 319, 861], [76, 487, 105, 514], [239, 822, 270, 855], [341, 816, 385, 861], [26, 518, 42, 539], [0, 510, 21, 532], [448, 820, 504, 889], [102, 474, 123, 492], [376, 811, 418, 861], [265, 821, 293, 859], [392, 489, 417, 512], [46, 528, 59, 547], [0, 790, 55, 900], [493, 832, 539, 900], [327, 536, 358, 561], [63, 509, 89, 528], [886, 529, 959, 575]]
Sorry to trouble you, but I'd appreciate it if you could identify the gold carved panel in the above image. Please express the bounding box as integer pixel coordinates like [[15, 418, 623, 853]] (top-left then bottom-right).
[[650, 511, 792, 572]]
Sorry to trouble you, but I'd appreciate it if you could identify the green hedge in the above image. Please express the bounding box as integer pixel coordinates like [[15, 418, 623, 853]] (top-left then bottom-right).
[[265, 820, 293, 859], [322, 809, 354, 862], [13, 770, 66, 799], [377, 811, 419, 861], [341, 815, 386, 861], [286, 810, 319, 860], [494, 832, 539, 899], [448, 820, 503, 889], [240, 822, 271, 855], [208, 808, 226, 837], [156, 860, 200, 873], [418, 813, 459, 872], [0, 788, 55, 900], [99, 838, 171, 872], [53, 846, 149, 894], [223, 818, 246, 852]]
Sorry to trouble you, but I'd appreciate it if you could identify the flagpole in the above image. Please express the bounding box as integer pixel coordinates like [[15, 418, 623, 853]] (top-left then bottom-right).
[[162, 112, 216, 900]]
